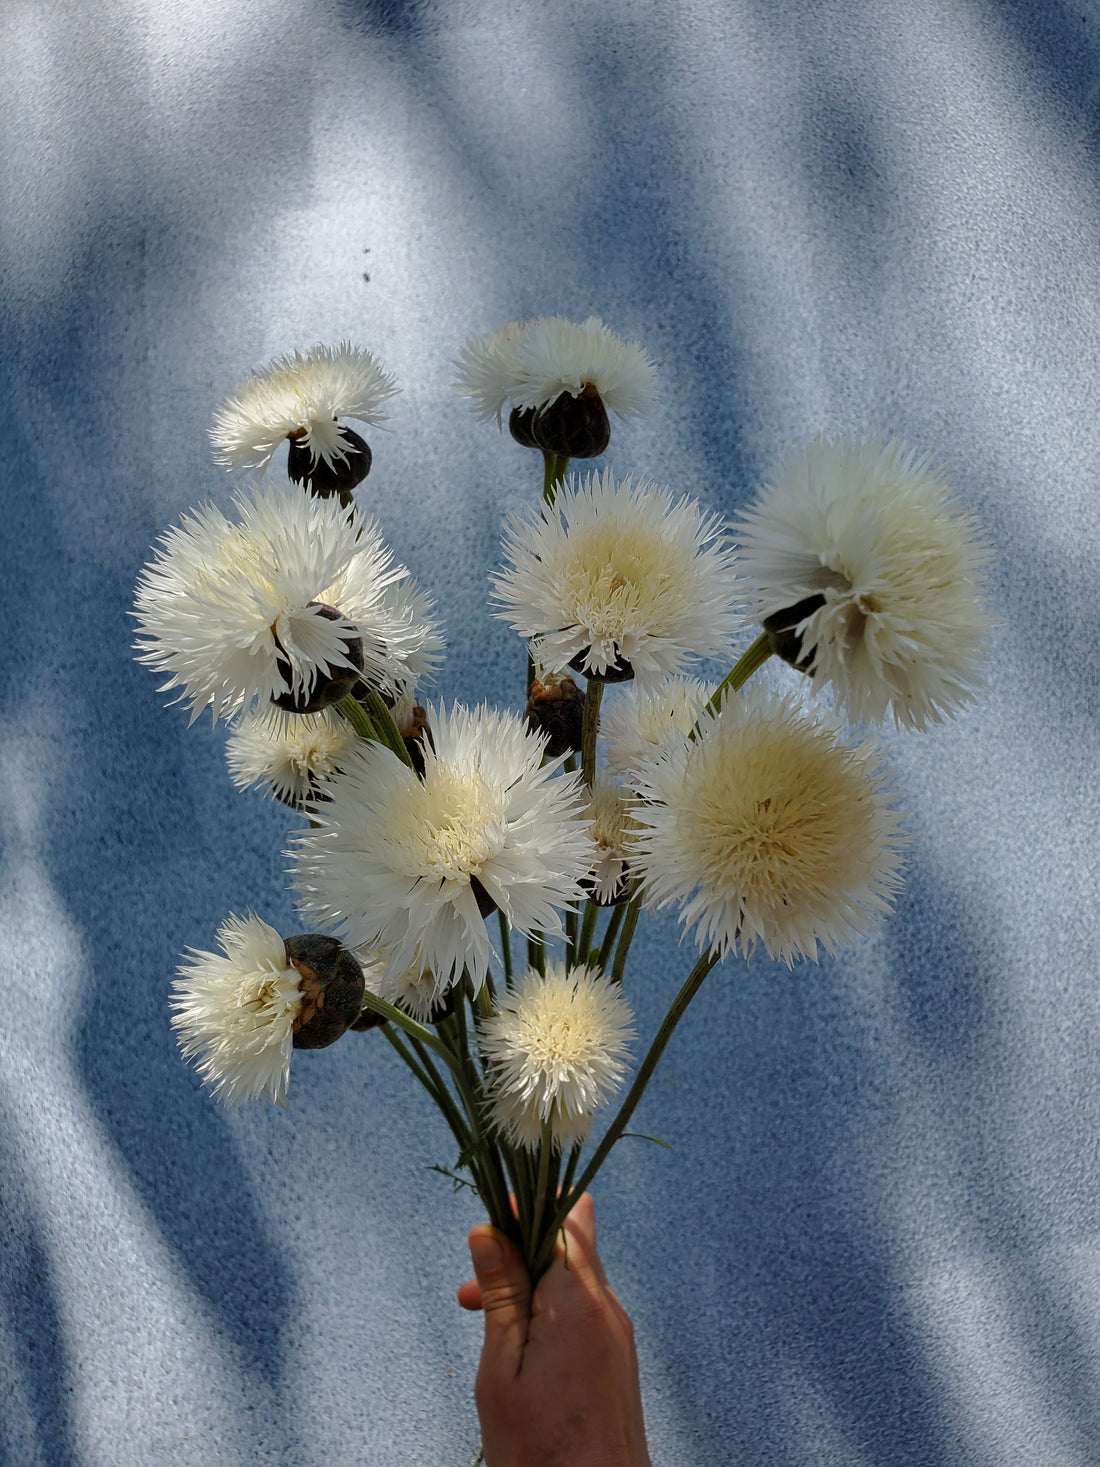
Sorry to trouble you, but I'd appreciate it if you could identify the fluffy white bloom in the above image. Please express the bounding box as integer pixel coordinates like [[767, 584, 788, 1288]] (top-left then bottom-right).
[[293, 703, 595, 986], [632, 686, 905, 966], [171, 914, 302, 1106], [601, 676, 715, 782], [494, 467, 740, 686], [734, 434, 993, 730], [226, 706, 355, 806], [377, 578, 445, 695], [454, 316, 656, 424], [210, 342, 398, 475], [133, 481, 414, 722], [480, 964, 634, 1150], [359, 946, 451, 1023], [585, 779, 641, 904]]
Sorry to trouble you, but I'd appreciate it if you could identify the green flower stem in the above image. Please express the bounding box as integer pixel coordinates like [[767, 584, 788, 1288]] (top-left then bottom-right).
[[565, 905, 578, 954], [696, 630, 774, 729], [527, 932, 546, 975], [577, 898, 600, 967], [542, 452, 570, 505], [580, 678, 603, 787], [558, 1142, 583, 1204], [435, 1007, 514, 1234], [357, 990, 467, 1084], [531, 947, 721, 1278], [525, 1123, 554, 1269], [498, 911, 513, 985], [596, 901, 627, 972], [363, 689, 414, 767], [335, 694, 378, 743], [609, 891, 643, 985]]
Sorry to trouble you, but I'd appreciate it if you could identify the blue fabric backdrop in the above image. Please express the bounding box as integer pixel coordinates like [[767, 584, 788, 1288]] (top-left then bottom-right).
[[3, 1, 1100, 1462]]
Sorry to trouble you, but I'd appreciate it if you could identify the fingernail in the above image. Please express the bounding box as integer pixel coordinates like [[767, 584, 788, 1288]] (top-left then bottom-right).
[[468, 1230, 503, 1273]]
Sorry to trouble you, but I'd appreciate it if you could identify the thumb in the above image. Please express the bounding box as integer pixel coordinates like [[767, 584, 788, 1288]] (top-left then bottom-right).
[[467, 1226, 531, 1379]]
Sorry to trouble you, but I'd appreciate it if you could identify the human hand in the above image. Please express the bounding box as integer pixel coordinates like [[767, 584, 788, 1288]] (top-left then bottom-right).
[[457, 1193, 651, 1467]]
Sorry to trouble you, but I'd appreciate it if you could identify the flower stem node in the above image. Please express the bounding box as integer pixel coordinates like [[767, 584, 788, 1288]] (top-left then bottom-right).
[[284, 934, 367, 1050], [287, 424, 372, 499], [530, 384, 610, 459], [761, 594, 826, 672], [272, 605, 365, 714], [524, 674, 586, 757]]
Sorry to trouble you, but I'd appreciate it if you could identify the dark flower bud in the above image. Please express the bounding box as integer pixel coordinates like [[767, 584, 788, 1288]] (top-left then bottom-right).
[[396, 702, 431, 776], [272, 604, 364, 713], [470, 875, 498, 920], [525, 674, 585, 757], [761, 594, 826, 672], [350, 1005, 387, 1032], [287, 423, 372, 498], [531, 384, 610, 458], [569, 646, 635, 684], [508, 405, 540, 449], [285, 934, 366, 1050]]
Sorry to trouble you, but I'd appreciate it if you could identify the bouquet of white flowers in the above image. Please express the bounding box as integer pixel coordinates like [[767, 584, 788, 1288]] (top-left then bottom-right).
[[133, 319, 991, 1284]]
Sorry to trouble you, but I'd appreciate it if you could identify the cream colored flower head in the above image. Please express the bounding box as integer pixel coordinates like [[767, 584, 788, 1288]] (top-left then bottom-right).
[[171, 914, 302, 1106], [734, 434, 993, 730], [480, 964, 634, 1151], [601, 676, 715, 783], [226, 706, 355, 807], [133, 481, 418, 722], [454, 316, 656, 425], [292, 702, 595, 987], [210, 342, 398, 475], [632, 686, 905, 966], [493, 467, 740, 686]]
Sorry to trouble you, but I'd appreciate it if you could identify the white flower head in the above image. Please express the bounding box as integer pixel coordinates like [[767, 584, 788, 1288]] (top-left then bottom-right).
[[480, 964, 634, 1150], [454, 316, 656, 425], [602, 676, 715, 783], [632, 685, 905, 966], [171, 914, 302, 1106], [494, 467, 740, 687], [585, 778, 641, 904], [293, 702, 595, 986], [226, 706, 356, 807], [133, 481, 412, 723], [734, 434, 993, 730], [210, 342, 398, 476], [359, 946, 451, 1023]]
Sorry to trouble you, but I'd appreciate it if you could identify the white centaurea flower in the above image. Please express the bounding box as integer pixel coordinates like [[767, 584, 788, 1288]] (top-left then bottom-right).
[[133, 481, 411, 722], [454, 316, 656, 424], [210, 343, 398, 488], [226, 706, 356, 807], [601, 676, 715, 783], [632, 686, 905, 966], [493, 467, 740, 686], [584, 779, 641, 905], [293, 702, 594, 986], [480, 964, 634, 1150], [171, 914, 303, 1106], [359, 945, 452, 1024], [734, 434, 993, 730], [455, 316, 656, 458]]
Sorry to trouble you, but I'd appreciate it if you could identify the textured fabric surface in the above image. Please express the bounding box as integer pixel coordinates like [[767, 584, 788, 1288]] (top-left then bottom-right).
[[3, 1, 1099, 1462]]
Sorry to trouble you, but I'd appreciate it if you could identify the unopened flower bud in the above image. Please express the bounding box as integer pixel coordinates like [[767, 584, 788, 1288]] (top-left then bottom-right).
[[272, 604, 364, 713], [525, 674, 585, 757], [508, 405, 540, 449], [285, 934, 366, 1050], [531, 384, 611, 458], [287, 423, 372, 497], [761, 594, 825, 672]]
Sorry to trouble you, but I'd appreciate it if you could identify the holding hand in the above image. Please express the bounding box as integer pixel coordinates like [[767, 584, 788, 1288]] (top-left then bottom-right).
[[458, 1193, 651, 1467]]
